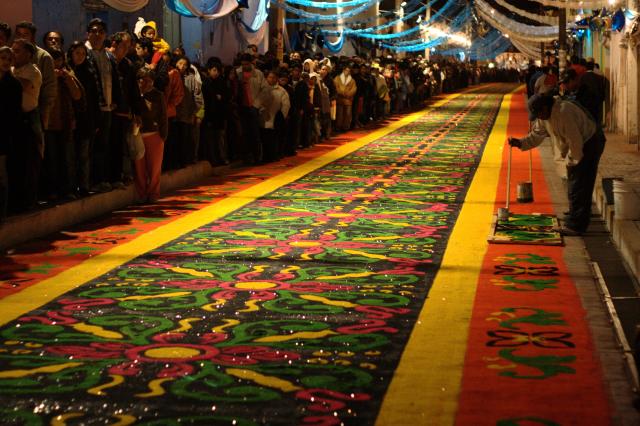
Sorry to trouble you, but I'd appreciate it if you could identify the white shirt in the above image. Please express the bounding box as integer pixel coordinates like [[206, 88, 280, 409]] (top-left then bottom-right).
[[12, 63, 42, 112], [519, 100, 596, 166]]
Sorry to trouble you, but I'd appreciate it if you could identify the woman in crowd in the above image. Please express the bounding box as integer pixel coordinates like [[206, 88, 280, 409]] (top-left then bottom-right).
[[43, 48, 82, 201], [68, 41, 100, 196], [175, 55, 203, 166], [161, 52, 184, 170], [134, 67, 167, 204]]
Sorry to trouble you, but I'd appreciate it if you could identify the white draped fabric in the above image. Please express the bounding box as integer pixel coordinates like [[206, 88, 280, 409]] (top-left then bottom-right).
[[527, 0, 612, 8], [475, 0, 558, 42], [238, 21, 268, 45], [510, 38, 543, 60], [495, 0, 558, 26], [180, 0, 239, 20], [102, 0, 149, 12]]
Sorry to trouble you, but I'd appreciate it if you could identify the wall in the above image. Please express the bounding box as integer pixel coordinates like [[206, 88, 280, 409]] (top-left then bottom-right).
[[32, 0, 163, 48], [0, 1, 33, 29]]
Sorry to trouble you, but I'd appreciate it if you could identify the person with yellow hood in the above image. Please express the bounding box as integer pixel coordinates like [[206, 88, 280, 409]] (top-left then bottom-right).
[[134, 18, 170, 66]]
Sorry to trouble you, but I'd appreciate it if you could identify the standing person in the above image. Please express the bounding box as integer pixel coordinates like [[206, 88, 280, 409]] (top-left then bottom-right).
[[42, 31, 64, 52], [9, 39, 42, 213], [277, 71, 295, 157], [134, 68, 167, 204], [175, 56, 203, 166], [562, 65, 610, 128], [0, 22, 11, 47], [14, 22, 56, 133], [161, 53, 184, 170], [201, 61, 229, 166], [508, 94, 605, 235], [0, 46, 23, 220], [318, 64, 334, 140], [85, 18, 120, 193], [334, 63, 356, 132], [43, 48, 82, 201], [68, 41, 101, 196], [110, 31, 142, 187], [236, 53, 269, 165], [261, 70, 290, 162]]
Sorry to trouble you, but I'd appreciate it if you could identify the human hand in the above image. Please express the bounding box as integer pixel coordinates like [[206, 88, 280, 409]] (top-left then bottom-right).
[[508, 137, 521, 148]]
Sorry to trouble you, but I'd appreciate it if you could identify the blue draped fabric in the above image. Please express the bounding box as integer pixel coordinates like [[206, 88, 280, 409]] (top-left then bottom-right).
[[286, 0, 372, 9], [165, 0, 223, 17]]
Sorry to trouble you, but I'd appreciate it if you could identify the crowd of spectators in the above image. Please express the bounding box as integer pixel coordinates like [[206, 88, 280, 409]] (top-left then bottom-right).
[[0, 17, 516, 223]]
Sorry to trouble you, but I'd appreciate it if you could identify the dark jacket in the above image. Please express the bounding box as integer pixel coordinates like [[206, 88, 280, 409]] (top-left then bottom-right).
[[115, 57, 143, 117], [0, 73, 22, 155], [140, 88, 168, 141], [70, 60, 101, 139], [202, 76, 229, 129]]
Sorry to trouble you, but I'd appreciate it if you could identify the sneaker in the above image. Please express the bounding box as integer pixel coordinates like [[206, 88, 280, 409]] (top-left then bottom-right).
[[552, 226, 582, 236]]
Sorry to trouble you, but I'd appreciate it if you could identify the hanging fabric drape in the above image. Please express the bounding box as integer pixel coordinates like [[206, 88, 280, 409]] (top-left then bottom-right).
[[527, 0, 612, 8], [494, 0, 558, 26], [285, 0, 372, 9], [475, 0, 558, 42], [271, 0, 380, 22], [238, 0, 269, 32], [102, 0, 149, 12], [165, 0, 220, 17], [165, 0, 238, 20], [510, 38, 543, 59], [381, 6, 469, 52], [348, 0, 456, 40]]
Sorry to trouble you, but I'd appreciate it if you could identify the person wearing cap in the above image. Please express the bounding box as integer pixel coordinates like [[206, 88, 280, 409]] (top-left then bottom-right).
[[509, 94, 606, 236]]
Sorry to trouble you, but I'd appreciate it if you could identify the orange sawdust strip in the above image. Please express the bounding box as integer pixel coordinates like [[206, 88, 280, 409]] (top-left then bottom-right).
[[455, 90, 611, 424]]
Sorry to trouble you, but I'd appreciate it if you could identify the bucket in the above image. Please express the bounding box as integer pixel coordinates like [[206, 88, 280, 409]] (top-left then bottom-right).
[[612, 179, 640, 220], [516, 181, 534, 203]]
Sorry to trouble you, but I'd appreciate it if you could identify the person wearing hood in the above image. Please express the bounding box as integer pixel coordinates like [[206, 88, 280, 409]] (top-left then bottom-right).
[[333, 63, 356, 132]]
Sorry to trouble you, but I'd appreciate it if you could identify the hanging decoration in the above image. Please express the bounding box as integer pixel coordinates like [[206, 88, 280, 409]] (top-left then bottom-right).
[[475, 0, 558, 42], [285, 0, 372, 9], [271, 0, 380, 22], [102, 0, 149, 11], [611, 9, 626, 31], [324, 33, 346, 52], [527, 0, 617, 8], [494, 0, 558, 26], [336, 0, 455, 41], [164, 0, 238, 20], [238, 0, 269, 32], [381, 6, 470, 52]]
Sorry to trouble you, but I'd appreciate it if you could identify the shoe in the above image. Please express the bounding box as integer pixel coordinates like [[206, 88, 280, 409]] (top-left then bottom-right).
[[91, 182, 112, 193], [552, 226, 583, 236]]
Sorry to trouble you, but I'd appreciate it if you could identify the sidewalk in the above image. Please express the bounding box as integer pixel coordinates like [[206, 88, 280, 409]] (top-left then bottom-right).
[[593, 132, 640, 284], [0, 161, 230, 250]]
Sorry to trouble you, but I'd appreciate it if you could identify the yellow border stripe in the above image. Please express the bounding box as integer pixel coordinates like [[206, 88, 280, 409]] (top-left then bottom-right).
[[376, 91, 515, 425], [0, 93, 461, 326]]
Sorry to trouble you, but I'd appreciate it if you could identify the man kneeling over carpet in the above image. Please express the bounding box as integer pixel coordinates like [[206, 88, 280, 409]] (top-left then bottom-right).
[[508, 93, 606, 236]]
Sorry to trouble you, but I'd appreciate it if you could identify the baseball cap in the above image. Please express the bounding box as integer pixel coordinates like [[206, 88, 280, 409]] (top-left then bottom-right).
[[527, 94, 547, 121]]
